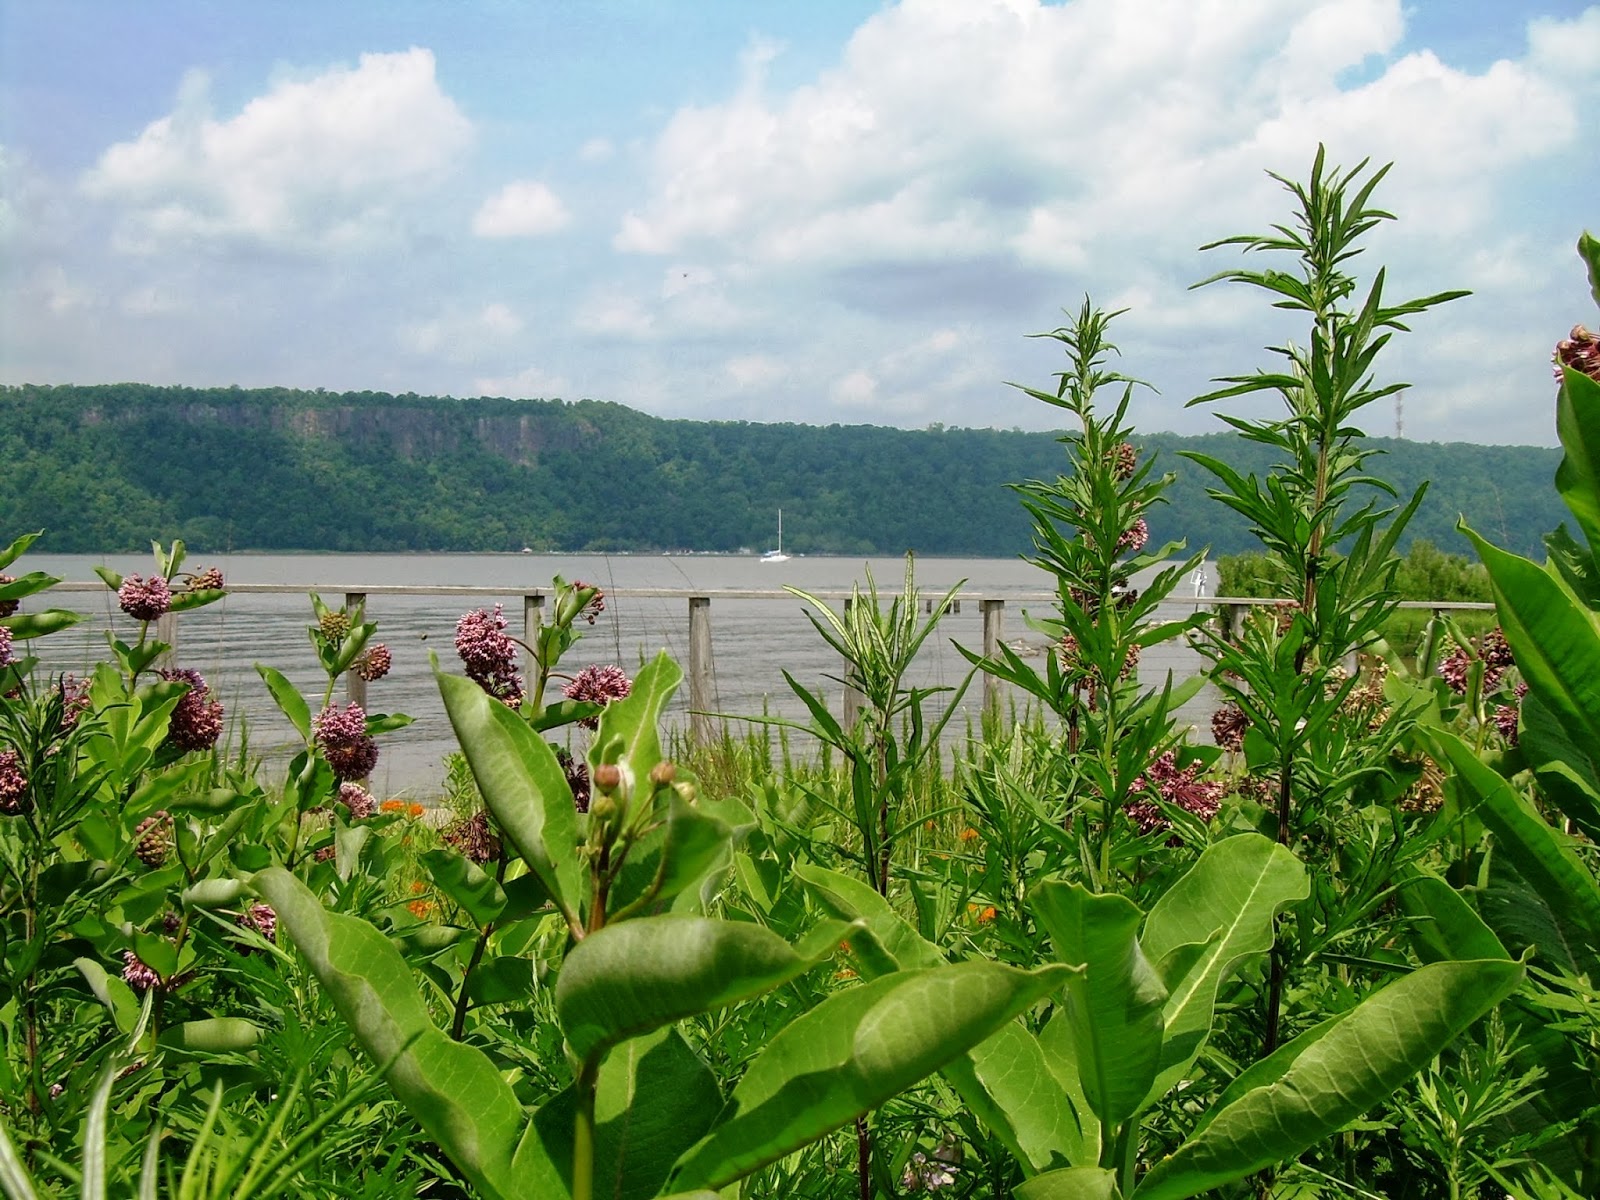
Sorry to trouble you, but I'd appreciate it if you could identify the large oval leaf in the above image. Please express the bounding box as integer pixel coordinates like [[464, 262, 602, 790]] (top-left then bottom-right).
[[253, 868, 547, 1200], [1138, 834, 1307, 1106], [1133, 958, 1524, 1200], [556, 915, 848, 1060], [437, 666, 583, 931], [667, 961, 1075, 1191]]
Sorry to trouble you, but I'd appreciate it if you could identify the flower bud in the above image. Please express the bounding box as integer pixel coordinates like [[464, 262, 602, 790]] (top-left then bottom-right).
[[594, 763, 622, 792], [649, 761, 677, 786]]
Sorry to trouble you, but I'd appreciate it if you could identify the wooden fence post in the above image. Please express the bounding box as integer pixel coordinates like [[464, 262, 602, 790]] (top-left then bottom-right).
[[688, 596, 714, 746], [980, 598, 1004, 719], [344, 592, 367, 711], [842, 596, 864, 731], [154, 611, 178, 670], [523, 591, 545, 686]]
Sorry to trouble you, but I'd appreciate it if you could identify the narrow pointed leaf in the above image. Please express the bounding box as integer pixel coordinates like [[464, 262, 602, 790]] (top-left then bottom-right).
[[254, 664, 310, 741], [667, 962, 1075, 1192], [1396, 872, 1507, 963], [556, 916, 849, 1060], [421, 848, 507, 928]]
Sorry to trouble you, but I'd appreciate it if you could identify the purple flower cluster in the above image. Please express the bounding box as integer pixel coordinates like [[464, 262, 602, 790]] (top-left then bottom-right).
[[565, 664, 632, 728], [1555, 324, 1600, 382], [338, 781, 377, 820], [0, 749, 27, 815], [900, 1151, 958, 1193], [1438, 627, 1516, 696], [1116, 517, 1149, 556], [0, 574, 16, 618], [1110, 442, 1138, 481], [442, 809, 502, 864], [313, 702, 378, 781], [355, 642, 392, 681], [1126, 751, 1223, 838], [557, 747, 592, 812], [1211, 704, 1250, 752], [185, 566, 224, 591], [121, 951, 163, 993], [118, 574, 172, 622], [455, 605, 524, 704], [56, 675, 91, 730], [0, 625, 13, 669], [235, 903, 277, 948], [571, 582, 606, 624], [133, 810, 174, 867], [160, 667, 224, 753]]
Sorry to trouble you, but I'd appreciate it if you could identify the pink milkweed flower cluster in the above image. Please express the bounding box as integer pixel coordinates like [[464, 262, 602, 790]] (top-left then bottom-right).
[[571, 581, 606, 624], [0, 573, 17, 619], [565, 663, 632, 729], [1211, 704, 1250, 752], [355, 643, 392, 681], [313, 702, 378, 781], [0, 750, 27, 815], [1126, 751, 1223, 839], [1116, 517, 1150, 556], [118, 574, 172, 622], [159, 667, 224, 753], [1555, 325, 1600, 382], [0, 625, 13, 669], [338, 781, 377, 820], [455, 605, 524, 705]]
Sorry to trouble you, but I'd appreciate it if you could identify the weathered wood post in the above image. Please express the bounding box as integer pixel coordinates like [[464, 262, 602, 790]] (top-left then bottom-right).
[[154, 611, 178, 669], [344, 591, 367, 710], [688, 596, 714, 746], [523, 590, 545, 686], [980, 598, 1004, 719], [842, 596, 864, 730]]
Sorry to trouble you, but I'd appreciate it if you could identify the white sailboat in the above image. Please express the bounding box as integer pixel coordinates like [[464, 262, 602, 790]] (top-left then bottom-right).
[[760, 510, 791, 563]]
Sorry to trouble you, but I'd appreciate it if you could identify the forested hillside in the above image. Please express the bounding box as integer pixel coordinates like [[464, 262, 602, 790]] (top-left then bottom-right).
[[1, 383, 1564, 558]]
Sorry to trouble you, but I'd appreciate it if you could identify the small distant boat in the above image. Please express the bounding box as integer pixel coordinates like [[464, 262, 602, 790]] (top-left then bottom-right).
[[760, 510, 791, 564]]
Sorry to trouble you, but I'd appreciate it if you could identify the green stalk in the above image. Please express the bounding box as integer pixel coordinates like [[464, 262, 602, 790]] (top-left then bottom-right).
[[572, 1054, 601, 1200]]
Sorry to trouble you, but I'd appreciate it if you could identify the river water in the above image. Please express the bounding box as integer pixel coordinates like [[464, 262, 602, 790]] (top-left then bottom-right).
[[16, 552, 1222, 798]]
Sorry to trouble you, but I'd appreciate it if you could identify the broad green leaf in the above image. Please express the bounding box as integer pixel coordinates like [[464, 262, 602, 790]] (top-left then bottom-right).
[[1134, 958, 1524, 1200], [1430, 727, 1600, 954], [252, 868, 542, 1200], [1464, 526, 1600, 755], [421, 847, 507, 928], [943, 1023, 1087, 1174], [589, 652, 680, 811], [1032, 883, 1166, 1129], [1017, 1166, 1123, 1200], [74, 958, 140, 1036], [794, 864, 944, 973], [556, 916, 849, 1060], [158, 1018, 262, 1054], [1556, 366, 1600, 559], [254, 663, 310, 741], [1519, 689, 1600, 841], [608, 795, 731, 918], [1139, 834, 1308, 1104], [530, 1028, 722, 1200], [1581, 229, 1600, 307], [436, 666, 583, 931], [796, 865, 1083, 1171], [1038, 1008, 1100, 1161], [1480, 852, 1599, 978], [0, 609, 80, 639], [667, 961, 1076, 1192], [1396, 872, 1508, 963]]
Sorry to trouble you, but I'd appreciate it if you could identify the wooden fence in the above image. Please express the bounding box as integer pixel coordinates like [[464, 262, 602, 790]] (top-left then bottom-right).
[[45, 583, 1497, 746]]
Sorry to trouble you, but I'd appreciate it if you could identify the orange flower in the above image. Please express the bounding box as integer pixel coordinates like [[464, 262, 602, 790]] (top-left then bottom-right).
[[408, 802, 425, 819], [834, 967, 857, 981], [408, 880, 427, 894], [380, 799, 406, 814], [924, 819, 936, 831], [838, 940, 853, 955], [406, 898, 434, 919], [958, 827, 980, 843], [967, 902, 997, 923]]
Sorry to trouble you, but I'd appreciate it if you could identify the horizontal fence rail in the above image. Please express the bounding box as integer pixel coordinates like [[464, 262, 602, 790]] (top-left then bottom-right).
[[33, 583, 1499, 795]]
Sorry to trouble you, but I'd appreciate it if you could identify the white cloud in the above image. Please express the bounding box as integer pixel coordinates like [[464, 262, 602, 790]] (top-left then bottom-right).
[[579, 137, 615, 163], [725, 354, 783, 390], [400, 303, 525, 359], [473, 364, 569, 398], [472, 180, 571, 238], [82, 48, 471, 253]]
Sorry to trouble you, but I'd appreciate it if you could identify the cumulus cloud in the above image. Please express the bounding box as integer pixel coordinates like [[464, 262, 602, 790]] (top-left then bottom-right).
[[82, 48, 472, 253], [473, 364, 570, 398], [400, 302, 525, 360], [472, 180, 570, 237]]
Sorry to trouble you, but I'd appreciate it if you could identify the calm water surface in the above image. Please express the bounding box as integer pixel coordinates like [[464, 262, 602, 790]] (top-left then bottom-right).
[[19, 552, 1222, 796]]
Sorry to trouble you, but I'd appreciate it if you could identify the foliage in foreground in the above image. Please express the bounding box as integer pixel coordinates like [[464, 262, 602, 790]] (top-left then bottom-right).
[[1, 160, 1597, 1200]]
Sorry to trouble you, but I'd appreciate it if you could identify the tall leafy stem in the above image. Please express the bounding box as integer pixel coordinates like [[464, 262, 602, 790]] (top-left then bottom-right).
[[1184, 147, 1467, 1053]]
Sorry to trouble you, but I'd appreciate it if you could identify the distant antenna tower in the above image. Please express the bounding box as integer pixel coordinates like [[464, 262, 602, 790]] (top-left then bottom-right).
[[1396, 394, 1403, 440]]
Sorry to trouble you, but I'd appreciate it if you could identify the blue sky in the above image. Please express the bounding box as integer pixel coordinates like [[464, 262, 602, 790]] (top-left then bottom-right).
[[2, 0, 1596, 446]]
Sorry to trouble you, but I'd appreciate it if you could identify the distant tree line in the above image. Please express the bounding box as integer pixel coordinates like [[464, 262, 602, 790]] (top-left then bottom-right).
[[0, 383, 1564, 559]]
